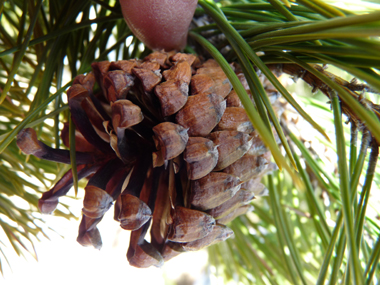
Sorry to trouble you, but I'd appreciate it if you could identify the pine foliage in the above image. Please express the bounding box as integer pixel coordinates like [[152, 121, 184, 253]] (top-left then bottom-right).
[[1, 0, 380, 283]]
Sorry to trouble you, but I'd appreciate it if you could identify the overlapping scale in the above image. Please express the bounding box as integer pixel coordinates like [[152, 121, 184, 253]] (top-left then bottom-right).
[[17, 51, 280, 268]]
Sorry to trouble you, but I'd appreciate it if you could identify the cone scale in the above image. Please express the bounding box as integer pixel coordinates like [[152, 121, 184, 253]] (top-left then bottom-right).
[[17, 51, 279, 268]]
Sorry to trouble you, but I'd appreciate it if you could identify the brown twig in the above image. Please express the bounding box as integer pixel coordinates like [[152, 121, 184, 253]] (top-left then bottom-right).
[[267, 63, 380, 134]]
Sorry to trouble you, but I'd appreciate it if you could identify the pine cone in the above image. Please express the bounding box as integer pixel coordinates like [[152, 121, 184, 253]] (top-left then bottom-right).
[[17, 51, 279, 268]]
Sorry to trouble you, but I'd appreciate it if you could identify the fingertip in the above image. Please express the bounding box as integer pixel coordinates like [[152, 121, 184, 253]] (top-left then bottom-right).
[[120, 0, 197, 51]]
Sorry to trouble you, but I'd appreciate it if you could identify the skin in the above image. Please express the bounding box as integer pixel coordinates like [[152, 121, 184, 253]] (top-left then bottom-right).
[[120, 0, 198, 51]]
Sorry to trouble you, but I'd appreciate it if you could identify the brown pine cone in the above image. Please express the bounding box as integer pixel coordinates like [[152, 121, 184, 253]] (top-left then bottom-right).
[[16, 51, 279, 268]]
